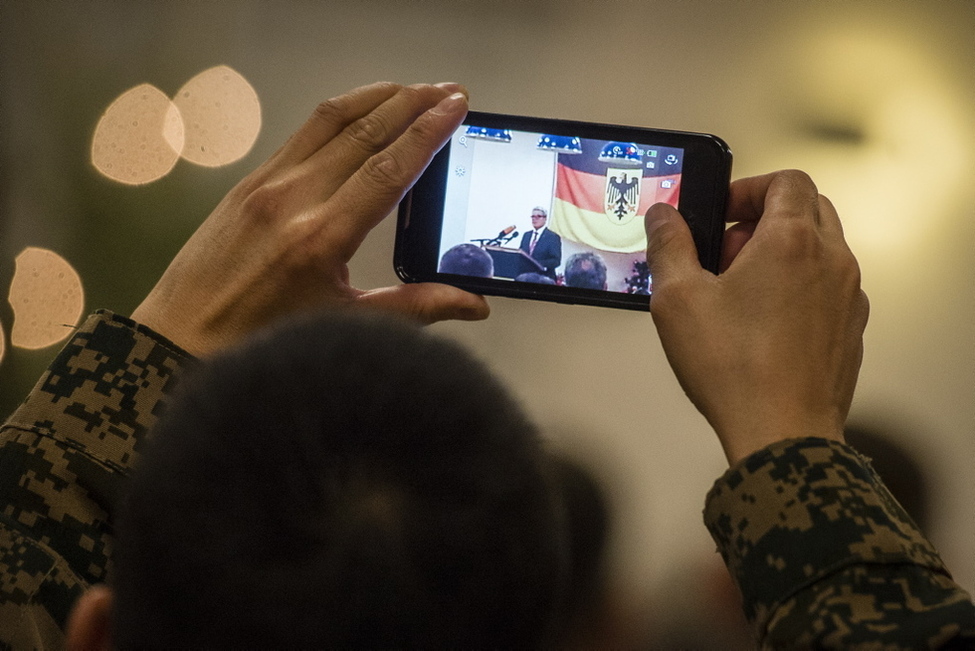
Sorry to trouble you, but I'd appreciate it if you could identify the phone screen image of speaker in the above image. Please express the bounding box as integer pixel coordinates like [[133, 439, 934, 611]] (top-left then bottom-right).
[[437, 125, 684, 295]]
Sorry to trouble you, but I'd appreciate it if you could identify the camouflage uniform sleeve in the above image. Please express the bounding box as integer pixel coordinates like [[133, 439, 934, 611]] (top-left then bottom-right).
[[704, 437, 975, 649], [0, 310, 193, 649]]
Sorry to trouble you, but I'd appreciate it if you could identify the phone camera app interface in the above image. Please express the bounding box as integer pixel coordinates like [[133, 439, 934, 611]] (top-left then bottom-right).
[[437, 124, 684, 296]]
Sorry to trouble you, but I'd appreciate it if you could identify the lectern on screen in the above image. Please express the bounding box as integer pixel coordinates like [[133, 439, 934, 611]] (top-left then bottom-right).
[[483, 246, 543, 280]]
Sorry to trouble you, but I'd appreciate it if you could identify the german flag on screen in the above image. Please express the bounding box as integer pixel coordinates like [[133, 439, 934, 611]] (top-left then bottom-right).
[[549, 140, 681, 253]]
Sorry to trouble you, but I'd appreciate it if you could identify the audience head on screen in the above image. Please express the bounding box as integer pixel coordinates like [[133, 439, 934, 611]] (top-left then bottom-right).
[[438, 243, 494, 277], [564, 252, 608, 290], [112, 311, 568, 648]]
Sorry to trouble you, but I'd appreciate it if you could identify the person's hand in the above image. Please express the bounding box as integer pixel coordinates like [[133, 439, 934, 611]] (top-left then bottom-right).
[[130, 82, 489, 357], [645, 170, 869, 465]]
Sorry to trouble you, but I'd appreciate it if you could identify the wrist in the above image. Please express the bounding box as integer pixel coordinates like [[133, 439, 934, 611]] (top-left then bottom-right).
[[713, 414, 846, 466], [130, 299, 206, 357]]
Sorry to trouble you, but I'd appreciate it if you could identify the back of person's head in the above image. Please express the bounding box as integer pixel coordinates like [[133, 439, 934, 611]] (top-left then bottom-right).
[[113, 311, 566, 648], [547, 454, 611, 625], [564, 252, 608, 290], [439, 243, 494, 277]]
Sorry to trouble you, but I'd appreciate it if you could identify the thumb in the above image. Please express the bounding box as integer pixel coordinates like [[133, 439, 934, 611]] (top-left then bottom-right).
[[356, 283, 490, 325], [645, 202, 700, 287]]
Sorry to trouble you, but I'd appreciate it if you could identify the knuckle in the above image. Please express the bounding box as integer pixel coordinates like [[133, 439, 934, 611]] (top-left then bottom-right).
[[359, 149, 409, 194], [241, 178, 291, 223], [345, 112, 394, 153], [229, 166, 269, 197], [771, 219, 822, 260], [400, 83, 428, 100], [373, 81, 403, 95], [859, 290, 871, 324], [401, 83, 446, 107], [647, 218, 681, 257], [313, 96, 351, 127], [313, 83, 405, 124], [819, 192, 836, 212], [776, 169, 816, 191], [838, 249, 864, 292], [771, 169, 820, 213], [406, 110, 440, 142], [844, 249, 862, 280], [398, 84, 444, 116]]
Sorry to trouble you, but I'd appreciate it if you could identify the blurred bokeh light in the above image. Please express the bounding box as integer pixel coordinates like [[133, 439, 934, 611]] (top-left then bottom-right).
[[91, 83, 184, 185], [90, 66, 260, 184], [9, 247, 85, 350], [173, 65, 261, 167]]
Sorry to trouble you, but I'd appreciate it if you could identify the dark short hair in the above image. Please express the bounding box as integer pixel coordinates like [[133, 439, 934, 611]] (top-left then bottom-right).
[[438, 243, 493, 277], [564, 252, 607, 290], [113, 311, 565, 648]]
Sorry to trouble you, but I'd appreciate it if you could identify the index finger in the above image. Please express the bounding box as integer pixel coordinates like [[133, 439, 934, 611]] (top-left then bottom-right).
[[728, 169, 846, 237], [726, 169, 820, 224], [256, 82, 404, 179], [320, 91, 469, 262]]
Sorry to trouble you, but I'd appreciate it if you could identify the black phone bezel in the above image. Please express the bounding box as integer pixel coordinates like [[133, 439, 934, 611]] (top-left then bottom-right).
[[395, 111, 732, 311]]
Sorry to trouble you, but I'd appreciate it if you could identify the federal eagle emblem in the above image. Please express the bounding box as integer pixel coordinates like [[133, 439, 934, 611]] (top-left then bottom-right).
[[605, 168, 642, 225]]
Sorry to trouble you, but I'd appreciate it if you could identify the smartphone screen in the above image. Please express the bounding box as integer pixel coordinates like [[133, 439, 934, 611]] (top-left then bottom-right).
[[396, 112, 731, 311], [440, 125, 686, 295]]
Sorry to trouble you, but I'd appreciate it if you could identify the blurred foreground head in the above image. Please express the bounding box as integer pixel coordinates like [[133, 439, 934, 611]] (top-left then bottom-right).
[[113, 310, 566, 648]]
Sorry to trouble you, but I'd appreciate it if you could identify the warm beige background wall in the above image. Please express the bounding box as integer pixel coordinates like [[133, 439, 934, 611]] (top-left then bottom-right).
[[2, 0, 972, 641]]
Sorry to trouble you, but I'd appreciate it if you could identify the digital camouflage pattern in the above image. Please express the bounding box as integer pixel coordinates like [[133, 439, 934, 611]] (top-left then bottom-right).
[[1, 313, 973, 648], [0, 311, 191, 650], [705, 437, 975, 649]]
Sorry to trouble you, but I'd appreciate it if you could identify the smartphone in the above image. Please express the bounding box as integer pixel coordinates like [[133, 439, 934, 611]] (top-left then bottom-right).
[[395, 111, 732, 311]]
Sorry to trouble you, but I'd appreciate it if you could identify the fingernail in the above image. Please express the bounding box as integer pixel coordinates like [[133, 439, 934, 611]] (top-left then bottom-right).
[[430, 92, 467, 116], [435, 82, 469, 100], [644, 203, 677, 238]]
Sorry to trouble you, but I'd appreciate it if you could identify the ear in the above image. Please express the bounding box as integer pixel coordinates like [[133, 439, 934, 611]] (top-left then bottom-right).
[[66, 584, 114, 651]]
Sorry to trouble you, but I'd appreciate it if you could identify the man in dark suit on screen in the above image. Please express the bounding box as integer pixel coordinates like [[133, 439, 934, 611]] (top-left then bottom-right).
[[519, 207, 562, 279]]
